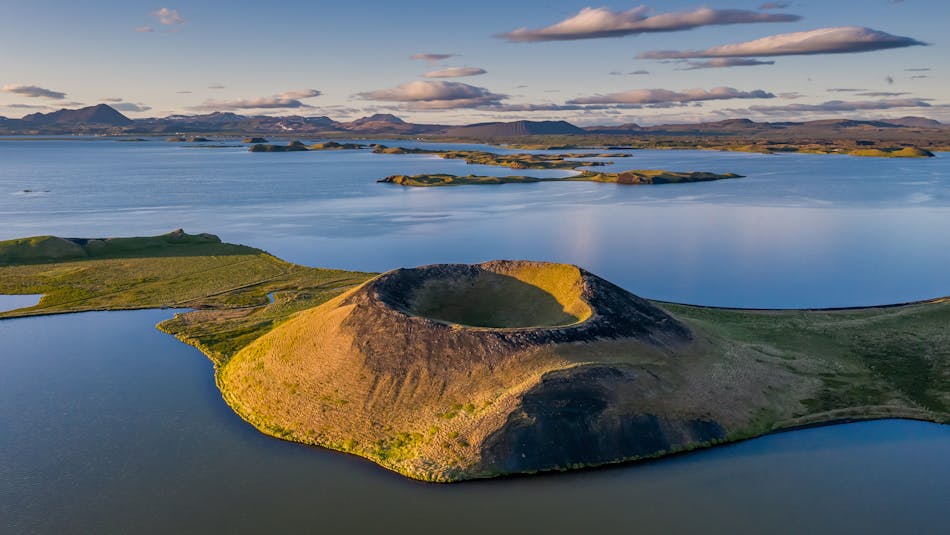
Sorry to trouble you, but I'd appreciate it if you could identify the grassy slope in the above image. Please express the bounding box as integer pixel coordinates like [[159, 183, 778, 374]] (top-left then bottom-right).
[[666, 301, 950, 421]]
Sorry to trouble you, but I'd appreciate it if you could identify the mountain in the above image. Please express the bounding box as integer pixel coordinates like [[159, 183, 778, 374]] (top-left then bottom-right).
[[22, 104, 132, 126], [444, 120, 585, 138], [884, 116, 944, 128], [0, 103, 945, 140]]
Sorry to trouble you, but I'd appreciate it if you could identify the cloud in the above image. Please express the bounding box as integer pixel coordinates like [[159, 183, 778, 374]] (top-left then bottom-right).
[[827, 88, 865, 92], [5, 103, 51, 109], [610, 69, 650, 75], [100, 97, 124, 102], [110, 102, 152, 112], [409, 53, 457, 64], [152, 8, 184, 25], [1, 84, 67, 99], [638, 27, 926, 59], [208, 84, 226, 90], [567, 87, 775, 105], [759, 2, 789, 9], [499, 6, 799, 42], [193, 89, 321, 111], [357, 80, 505, 109], [679, 58, 775, 69], [746, 98, 931, 115], [278, 89, 322, 99], [136, 25, 154, 33], [176, 90, 192, 94], [856, 91, 909, 97], [910, 75, 929, 79], [904, 67, 930, 72], [423, 67, 487, 78]]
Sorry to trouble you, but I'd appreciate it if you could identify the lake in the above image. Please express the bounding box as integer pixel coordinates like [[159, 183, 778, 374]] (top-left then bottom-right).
[[2, 138, 948, 307], [1, 310, 947, 534], [1, 139, 948, 533]]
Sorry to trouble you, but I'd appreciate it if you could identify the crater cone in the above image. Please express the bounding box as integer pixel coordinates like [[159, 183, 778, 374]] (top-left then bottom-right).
[[220, 260, 730, 482]]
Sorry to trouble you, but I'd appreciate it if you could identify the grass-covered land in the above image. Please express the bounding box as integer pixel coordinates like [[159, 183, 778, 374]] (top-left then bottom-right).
[[248, 142, 634, 171], [665, 300, 950, 420], [431, 133, 950, 158], [0, 230, 372, 360], [1, 232, 946, 482], [379, 169, 742, 187]]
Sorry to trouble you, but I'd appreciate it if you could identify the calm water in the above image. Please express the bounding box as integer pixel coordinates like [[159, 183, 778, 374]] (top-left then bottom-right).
[[1, 139, 949, 533], [1, 310, 947, 534], [0, 294, 41, 313], [1, 138, 948, 307]]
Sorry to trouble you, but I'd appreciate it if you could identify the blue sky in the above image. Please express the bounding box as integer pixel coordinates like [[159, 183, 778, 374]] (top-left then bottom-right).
[[0, 0, 946, 124]]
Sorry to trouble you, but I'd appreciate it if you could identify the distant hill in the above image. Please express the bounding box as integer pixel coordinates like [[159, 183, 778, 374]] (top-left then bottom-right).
[[22, 104, 132, 126], [444, 120, 585, 138], [884, 116, 943, 128], [0, 103, 945, 141]]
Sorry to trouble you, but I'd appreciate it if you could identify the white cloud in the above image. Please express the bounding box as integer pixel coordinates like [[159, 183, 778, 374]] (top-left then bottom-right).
[[746, 98, 931, 115], [136, 25, 154, 33], [679, 58, 775, 70], [278, 89, 322, 99], [1, 84, 67, 99], [638, 26, 926, 59], [358, 81, 505, 109], [152, 8, 184, 25], [499, 6, 799, 42], [423, 67, 487, 78], [193, 89, 321, 111], [568, 87, 775, 105], [111, 102, 152, 112], [409, 53, 457, 64]]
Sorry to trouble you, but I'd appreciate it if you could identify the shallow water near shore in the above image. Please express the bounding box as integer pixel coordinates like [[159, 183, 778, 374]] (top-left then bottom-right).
[[1, 310, 947, 534], [0, 294, 41, 312]]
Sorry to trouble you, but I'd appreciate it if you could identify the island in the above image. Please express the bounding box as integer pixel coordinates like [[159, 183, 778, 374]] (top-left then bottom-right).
[[1, 231, 946, 482], [379, 170, 742, 187], [167, 136, 211, 143], [247, 142, 637, 171]]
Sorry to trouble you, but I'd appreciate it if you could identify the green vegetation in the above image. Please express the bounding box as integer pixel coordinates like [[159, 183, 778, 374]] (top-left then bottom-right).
[[248, 141, 309, 152], [408, 262, 591, 328], [308, 141, 370, 150], [243, 137, 268, 143], [249, 142, 635, 171], [379, 169, 742, 187], [1, 232, 946, 482], [848, 146, 935, 158], [0, 230, 372, 362]]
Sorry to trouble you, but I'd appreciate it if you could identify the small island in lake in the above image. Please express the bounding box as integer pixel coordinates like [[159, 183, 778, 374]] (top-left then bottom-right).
[[379, 170, 742, 187], [1, 231, 946, 482]]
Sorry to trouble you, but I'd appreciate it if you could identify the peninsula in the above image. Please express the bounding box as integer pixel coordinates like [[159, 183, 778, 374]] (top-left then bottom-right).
[[1, 231, 946, 482]]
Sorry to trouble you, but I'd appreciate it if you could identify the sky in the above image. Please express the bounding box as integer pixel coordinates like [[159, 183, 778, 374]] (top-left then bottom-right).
[[0, 0, 947, 125]]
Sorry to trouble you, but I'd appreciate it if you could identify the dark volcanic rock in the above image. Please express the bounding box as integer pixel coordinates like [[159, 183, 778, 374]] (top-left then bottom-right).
[[479, 365, 726, 474]]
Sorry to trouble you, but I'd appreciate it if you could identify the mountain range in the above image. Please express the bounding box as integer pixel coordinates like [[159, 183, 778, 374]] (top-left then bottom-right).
[[0, 103, 945, 138]]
